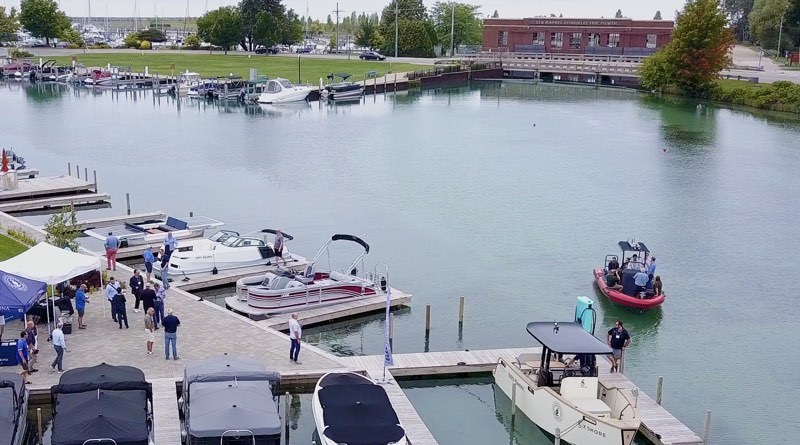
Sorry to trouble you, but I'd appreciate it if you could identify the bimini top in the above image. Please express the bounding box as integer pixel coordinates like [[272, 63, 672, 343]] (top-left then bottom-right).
[[332, 234, 369, 254], [318, 373, 404, 445], [261, 229, 294, 241], [526, 322, 613, 355], [618, 241, 649, 253], [51, 363, 151, 396]]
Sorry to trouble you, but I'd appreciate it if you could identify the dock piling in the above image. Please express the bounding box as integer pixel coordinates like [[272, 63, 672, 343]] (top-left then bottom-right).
[[76, 165, 80, 179], [67, 162, 71, 176], [189, 211, 194, 217], [702, 410, 711, 444], [424, 304, 431, 352], [84, 167, 88, 182], [458, 296, 465, 341], [618, 348, 625, 373], [126, 193, 131, 215], [656, 376, 664, 405], [93, 170, 98, 192], [554, 428, 561, 445], [37, 407, 43, 444], [510, 383, 517, 419], [283, 392, 290, 445]]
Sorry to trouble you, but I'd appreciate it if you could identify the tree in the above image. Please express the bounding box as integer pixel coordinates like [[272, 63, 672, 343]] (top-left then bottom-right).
[[379, 0, 432, 56], [252, 11, 279, 47], [238, 0, 283, 51], [615, 9, 623, 18], [749, 0, 792, 52], [654, 10, 663, 20], [197, 6, 244, 54], [355, 17, 378, 48], [491, 10, 499, 18], [137, 28, 167, 42], [19, 0, 71, 46], [123, 32, 140, 48], [726, 0, 756, 40], [184, 33, 201, 49], [397, 19, 435, 57], [640, 0, 734, 95], [60, 27, 84, 47], [44, 207, 79, 251], [0, 6, 20, 42], [277, 8, 304, 45], [430, 2, 483, 54]]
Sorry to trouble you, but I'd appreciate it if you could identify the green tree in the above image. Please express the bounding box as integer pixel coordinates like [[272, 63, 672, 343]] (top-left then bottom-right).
[[197, 6, 244, 54], [277, 8, 304, 44], [238, 0, 283, 50], [137, 28, 167, 42], [749, 0, 791, 52], [654, 10, 663, 20], [0, 6, 20, 42], [60, 27, 84, 47], [640, 0, 734, 95], [19, 0, 71, 46], [252, 11, 279, 47], [379, 0, 432, 56], [728, 0, 756, 40], [615, 9, 623, 18], [184, 33, 201, 49], [430, 2, 483, 54], [355, 18, 377, 48], [329, 34, 337, 51], [43, 207, 79, 251], [123, 32, 140, 48]]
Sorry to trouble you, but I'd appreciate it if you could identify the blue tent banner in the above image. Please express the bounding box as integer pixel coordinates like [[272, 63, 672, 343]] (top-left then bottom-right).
[[0, 271, 47, 322]]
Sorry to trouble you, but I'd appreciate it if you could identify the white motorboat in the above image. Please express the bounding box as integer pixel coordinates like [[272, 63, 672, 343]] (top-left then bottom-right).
[[257, 78, 313, 104], [0, 373, 28, 445], [312, 372, 407, 445], [169, 71, 202, 95], [229, 234, 387, 315], [84, 215, 223, 248], [493, 322, 640, 445], [156, 229, 307, 280], [321, 73, 364, 101]]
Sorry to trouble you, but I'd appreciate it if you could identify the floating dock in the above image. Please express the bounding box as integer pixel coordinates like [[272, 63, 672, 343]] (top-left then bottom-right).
[[0, 175, 98, 201], [75, 211, 167, 230]]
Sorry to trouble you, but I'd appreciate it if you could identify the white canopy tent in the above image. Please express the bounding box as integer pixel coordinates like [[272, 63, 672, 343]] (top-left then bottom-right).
[[0, 242, 100, 338]]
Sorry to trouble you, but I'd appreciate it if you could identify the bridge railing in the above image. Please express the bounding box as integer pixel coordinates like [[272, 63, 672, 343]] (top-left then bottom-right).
[[459, 52, 648, 65]]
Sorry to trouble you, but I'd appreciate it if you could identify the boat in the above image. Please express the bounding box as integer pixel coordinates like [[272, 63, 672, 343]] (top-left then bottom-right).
[[179, 356, 282, 445], [321, 73, 364, 101], [156, 229, 307, 280], [493, 322, 640, 445], [228, 234, 387, 315], [82, 68, 112, 86], [50, 363, 154, 445], [84, 215, 223, 248], [312, 372, 407, 445], [210, 77, 247, 100], [0, 373, 28, 445], [257, 78, 313, 104], [168, 71, 202, 96], [593, 241, 665, 310], [187, 81, 218, 98]]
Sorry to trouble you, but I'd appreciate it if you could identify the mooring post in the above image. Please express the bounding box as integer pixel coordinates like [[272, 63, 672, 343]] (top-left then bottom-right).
[[67, 162, 71, 176], [510, 383, 517, 419], [394, 73, 397, 91], [126, 193, 131, 215], [189, 211, 194, 217], [458, 296, 465, 324], [618, 348, 625, 373], [37, 407, 43, 445], [702, 410, 711, 444], [93, 170, 98, 192], [554, 428, 561, 445], [656, 376, 664, 405], [76, 165, 80, 179], [425, 304, 431, 337], [284, 392, 290, 445], [84, 167, 88, 182]]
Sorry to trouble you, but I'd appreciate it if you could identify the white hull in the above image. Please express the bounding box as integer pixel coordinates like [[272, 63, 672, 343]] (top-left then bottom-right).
[[493, 360, 638, 445], [258, 89, 311, 104]]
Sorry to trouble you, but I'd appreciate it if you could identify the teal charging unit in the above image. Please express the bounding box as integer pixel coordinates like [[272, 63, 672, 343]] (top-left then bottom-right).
[[575, 296, 596, 334]]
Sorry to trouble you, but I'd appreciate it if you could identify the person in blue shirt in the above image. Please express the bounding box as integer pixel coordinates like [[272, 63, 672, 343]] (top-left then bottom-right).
[[633, 268, 649, 296], [161, 308, 181, 360], [17, 331, 31, 383], [164, 233, 178, 259], [143, 246, 156, 283], [647, 257, 657, 276], [105, 278, 120, 322], [105, 232, 120, 271], [75, 284, 89, 329]]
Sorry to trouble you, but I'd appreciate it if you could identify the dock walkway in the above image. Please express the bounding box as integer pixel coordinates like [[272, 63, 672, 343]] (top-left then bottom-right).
[[151, 378, 181, 445], [0, 175, 97, 201]]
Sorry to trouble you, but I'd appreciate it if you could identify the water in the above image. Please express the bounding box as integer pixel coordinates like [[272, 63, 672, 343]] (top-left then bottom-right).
[[4, 80, 800, 445]]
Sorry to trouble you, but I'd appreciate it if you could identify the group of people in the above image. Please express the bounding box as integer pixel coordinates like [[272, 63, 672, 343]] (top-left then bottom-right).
[[105, 231, 178, 288], [14, 317, 67, 384], [604, 254, 663, 298]]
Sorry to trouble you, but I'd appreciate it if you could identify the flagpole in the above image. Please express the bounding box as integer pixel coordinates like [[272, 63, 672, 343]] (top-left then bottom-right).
[[378, 286, 394, 384]]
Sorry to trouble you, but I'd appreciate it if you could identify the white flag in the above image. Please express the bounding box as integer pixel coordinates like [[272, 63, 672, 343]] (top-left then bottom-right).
[[383, 287, 394, 367]]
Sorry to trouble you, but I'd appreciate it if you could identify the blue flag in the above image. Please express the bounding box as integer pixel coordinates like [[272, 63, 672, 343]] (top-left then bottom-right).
[[383, 287, 394, 367]]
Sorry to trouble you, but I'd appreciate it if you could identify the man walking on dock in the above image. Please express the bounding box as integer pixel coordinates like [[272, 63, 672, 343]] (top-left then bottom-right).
[[105, 232, 120, 271], [607, 320, 631, 373], [159, 248, 171, 290], [162, 308, 180, 360], [143, 246, 156, 283], [164, 232, 178, 260], [289, 313, 302, 364], [51, 322, 66, 372], [75, 284, 89, 329], [130, 270, 144, 313], [153, 283, 166, 327], [112, 289, 129, 329]]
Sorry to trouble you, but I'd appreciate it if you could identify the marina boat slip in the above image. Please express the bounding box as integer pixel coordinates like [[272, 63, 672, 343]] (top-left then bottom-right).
[[84, 215, 223, 248], [593, 240, 665, 310], [312, 372, 407, 445], [49, 363, 154, 445], [168, 72, 203, 96], [321, 73, 365, 101], [257, 78, 314, 104], [180, 356, 282, 445], [229, 234, 387, 315], [494, 322, 640, 445], [0, 373, 28, 445], [156, 229, 307, 279]]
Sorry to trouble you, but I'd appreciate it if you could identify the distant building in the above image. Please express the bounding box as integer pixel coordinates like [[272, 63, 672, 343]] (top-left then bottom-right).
[[483, 17, 674, 56]]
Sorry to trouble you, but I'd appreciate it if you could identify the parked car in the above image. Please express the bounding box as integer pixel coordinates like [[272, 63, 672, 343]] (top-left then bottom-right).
[[359, 51, 386, 61], [255, 46, 279, 55]]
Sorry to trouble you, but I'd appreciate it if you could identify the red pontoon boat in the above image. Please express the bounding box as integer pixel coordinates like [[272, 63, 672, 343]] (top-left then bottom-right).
[[593, 240, 665, 310]]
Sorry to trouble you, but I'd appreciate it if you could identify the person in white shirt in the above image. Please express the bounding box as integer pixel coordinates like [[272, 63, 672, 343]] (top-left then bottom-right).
[[51, 322, 67, 372], [288, 313, 302, 364]]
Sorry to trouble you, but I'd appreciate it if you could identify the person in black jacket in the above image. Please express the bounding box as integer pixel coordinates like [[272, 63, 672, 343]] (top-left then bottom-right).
[[112, 290, 129, 329], [139, 284, 157, 327], [129, 270, 144, 313]]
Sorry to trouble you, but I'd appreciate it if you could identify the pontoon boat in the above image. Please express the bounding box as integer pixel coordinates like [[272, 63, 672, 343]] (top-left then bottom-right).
[[321, 73, 364, 100], [84, 215, 223, 248], [593, 240, 665, 310]]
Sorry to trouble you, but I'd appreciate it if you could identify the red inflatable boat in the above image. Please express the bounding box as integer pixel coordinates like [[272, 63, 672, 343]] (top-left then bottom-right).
[[593, 268, 665, 310], [594, 240, 666, 310]]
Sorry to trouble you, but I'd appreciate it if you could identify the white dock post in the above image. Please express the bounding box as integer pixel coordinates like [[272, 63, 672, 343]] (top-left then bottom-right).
[[388, 312, 394, 349], [702, 410, 711, 444], [510, 383, 517, 420], [656, 376, 664, 405], [554, 427, 561, 445], [37, 407, 43, 444]]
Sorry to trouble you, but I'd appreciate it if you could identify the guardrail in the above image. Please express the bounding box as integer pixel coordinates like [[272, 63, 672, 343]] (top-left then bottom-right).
[[459, 52, 648, 65]]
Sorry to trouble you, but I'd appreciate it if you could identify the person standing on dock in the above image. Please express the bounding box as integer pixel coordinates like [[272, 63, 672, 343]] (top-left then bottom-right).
[[289, 313, 302, 364], [162, 308, 180, 360], [153, 283, 166, 327], [273, 229, 286, 266], [159, 248, 171, 290], [144, 308, 155, 356], [50, 322, 66, 372], [105, 232, 120, 271], [24, 320, 38, 373], [140, 284, 157, 326], [112, 288, 129, 329], [143, 246, 156, 283], [130, 270, 144, 313], [106, 278, 120, 322], [75, 284, 89, 329], [17, 331, 31, 384], [607, 321, 631, 373], [164, 232, 178, 260]]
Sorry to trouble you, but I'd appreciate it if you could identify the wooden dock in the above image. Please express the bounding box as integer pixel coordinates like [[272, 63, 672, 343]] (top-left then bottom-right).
[[75, 211, 166, 230], [0, 175, 97, 201], [151, 378, 182, 445], [0, 192, 112, 212]]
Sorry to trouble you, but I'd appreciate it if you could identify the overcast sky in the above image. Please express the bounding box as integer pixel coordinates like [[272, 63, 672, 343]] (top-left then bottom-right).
[[2, 1, 686, 21]]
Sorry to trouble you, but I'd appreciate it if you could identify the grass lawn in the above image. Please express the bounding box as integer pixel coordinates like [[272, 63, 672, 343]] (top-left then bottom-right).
[[51, 53, 429, 84], [0, 233, 28, 261], [716, 78, 764, 92]]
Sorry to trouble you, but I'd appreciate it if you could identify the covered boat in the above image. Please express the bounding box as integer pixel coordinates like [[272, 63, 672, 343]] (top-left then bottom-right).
[[157, 229, 307, 280], [229, 234, 388, 315], [494, 322, 640, 445], [312, 372, 407, 445], [180, 356, 281, 445], [321, 73, 364, 101], [593, 240, 665, 310], [84, 215, 223, 248], [0, 373, 28, 445], [50, 363, 154, 445]]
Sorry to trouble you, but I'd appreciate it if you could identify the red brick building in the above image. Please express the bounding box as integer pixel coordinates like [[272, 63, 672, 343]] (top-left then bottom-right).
[[483, 18, 674, 55]]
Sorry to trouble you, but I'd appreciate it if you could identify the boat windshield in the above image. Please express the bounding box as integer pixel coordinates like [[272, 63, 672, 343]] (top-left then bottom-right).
[[278, 79, 294, 89], [221, 236, 265, 248], [209, 230, 239, 243]]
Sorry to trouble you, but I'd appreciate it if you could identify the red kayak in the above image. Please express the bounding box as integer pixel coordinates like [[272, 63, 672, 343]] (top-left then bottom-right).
[[593, 268, 665, 309]]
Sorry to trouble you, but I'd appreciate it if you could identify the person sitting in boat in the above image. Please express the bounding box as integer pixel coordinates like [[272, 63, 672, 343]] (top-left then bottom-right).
[[633, 268, 649, 297], [653, 275, 663, 296], [607, 256, 620, 271], [627, 254, 640, 269], [605, 269, 623, 292]]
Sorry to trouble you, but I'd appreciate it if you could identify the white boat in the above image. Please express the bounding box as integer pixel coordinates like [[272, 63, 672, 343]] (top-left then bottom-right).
[[228, 234, 386, 315], [312, 372, 407, 445], [169, 71, 202, 95], [0, 373, 28, 445], [493, 322, 640, 445], [257, 78, 313, 104], [321, 73, 364, 101], [84, 215, 223, 248], [156, 229, 307, 280]]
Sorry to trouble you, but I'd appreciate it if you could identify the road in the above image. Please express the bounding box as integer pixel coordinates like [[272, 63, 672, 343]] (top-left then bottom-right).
[[724, 45, 800, 83]]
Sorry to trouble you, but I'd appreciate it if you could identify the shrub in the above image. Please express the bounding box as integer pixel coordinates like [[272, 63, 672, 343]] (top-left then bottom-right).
[[6, 228, 37, 246], [123, 33, 140, 48], [9, 48, 34, 58], [711, 80, 800, 114], [184, 33, 201, 50], [139, 40, 152, 50]]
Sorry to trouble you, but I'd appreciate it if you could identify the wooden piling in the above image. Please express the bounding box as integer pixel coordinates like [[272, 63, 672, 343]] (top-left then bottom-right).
[[656, 376, 664, 405], [284, 392, 290, 445], [84, 167, 88, 181], [126, 193, 131, 215], [425, 305, 431, 337], [702, 410, 711, 444], [76, 165, 80, 179], [618, 348, 625, 373], [37, 407, 43, 444], [458, 296, 465, 324], [67, 162, 71, 176], [510, 383, 517, 418], [93, 170, 98, 192]]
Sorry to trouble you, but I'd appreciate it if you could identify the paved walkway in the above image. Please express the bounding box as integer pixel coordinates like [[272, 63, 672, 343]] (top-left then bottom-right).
[[726, 45, 800, 84]]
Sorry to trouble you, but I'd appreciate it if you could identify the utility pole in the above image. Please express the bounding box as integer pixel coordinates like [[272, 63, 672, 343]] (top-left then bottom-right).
[[777, 12, 784, 57], [333, 2, 344, 55], [394, 1, 399, 57], [450, 2, 455, 57]]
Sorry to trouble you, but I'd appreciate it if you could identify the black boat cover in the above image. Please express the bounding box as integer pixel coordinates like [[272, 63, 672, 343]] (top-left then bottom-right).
[[319, 384, 404, 445], [526, 322, 613, 355], [319, 372, 372, 387], [0, 373, 24, 445], [331, 234, 370, 254]]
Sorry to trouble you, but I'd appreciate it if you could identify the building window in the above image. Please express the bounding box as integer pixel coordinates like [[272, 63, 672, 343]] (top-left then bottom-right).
[[498, 31, 508, 47], [551, 32, 563, 48], [607, 33, 620, 47], [646, 34, 657, 49], [588, 33, 600, 47], [533, 32, 545, 45], [569, 33, 582, 49]]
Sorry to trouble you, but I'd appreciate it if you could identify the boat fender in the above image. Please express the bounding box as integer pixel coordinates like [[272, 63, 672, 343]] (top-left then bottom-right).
[[212, 267, 218, 275]]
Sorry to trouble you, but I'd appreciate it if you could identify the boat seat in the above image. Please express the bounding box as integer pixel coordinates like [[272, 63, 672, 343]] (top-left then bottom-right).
[[295, 263, 315, 285], [561, 377, 610, 417], [268, 276, 292, 290], [571, 398, 611, 417]]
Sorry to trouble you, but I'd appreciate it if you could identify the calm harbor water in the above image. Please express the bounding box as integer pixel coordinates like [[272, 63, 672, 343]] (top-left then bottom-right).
[[4, 80, 800, 445]]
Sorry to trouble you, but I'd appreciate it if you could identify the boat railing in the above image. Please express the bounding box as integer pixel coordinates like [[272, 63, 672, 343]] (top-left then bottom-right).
[[83, 439, 118, 445], [219, 430, 256, 445], [372, 263, 390, 294]]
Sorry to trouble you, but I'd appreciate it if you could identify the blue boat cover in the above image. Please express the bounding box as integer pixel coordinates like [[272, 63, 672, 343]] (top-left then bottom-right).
[[319, 384, 404, 445]]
